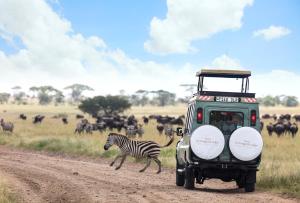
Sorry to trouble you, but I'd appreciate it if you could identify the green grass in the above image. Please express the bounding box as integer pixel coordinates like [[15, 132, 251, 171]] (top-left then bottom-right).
[[0, 104, 299, 198]]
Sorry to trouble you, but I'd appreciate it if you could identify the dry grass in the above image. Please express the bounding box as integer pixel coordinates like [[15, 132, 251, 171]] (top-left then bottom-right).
[[0, 177, 16, 203], [0, 104, 299, 198]]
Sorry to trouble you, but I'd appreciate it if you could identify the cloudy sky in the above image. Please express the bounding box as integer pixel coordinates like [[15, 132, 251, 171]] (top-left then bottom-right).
[[0, 0, 299, 98]]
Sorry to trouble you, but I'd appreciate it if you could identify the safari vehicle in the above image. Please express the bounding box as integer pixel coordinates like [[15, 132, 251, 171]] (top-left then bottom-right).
[[176, 69, 263, 192]]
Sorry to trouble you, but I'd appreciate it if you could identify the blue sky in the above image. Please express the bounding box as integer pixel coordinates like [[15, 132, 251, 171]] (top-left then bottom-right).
[[0, 0, 299, 97], [52, 0, 300, 73]]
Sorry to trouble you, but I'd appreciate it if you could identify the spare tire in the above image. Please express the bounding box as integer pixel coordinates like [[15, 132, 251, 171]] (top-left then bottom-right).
[[190, 125, 225, 160], [229, 127, 263, 161]]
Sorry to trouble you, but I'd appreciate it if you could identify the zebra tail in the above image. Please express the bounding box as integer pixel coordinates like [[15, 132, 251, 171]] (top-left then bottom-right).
[[160, 135, 174, 148]]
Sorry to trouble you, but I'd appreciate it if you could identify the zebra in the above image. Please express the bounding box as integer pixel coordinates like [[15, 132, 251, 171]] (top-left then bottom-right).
[[104, 133, 174, 173], [125, 125, 137, 138]]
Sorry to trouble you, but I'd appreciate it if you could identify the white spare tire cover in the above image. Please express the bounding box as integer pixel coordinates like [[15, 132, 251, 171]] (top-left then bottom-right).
[[229, 127, 263, 161], [190, 125, 225, 160]]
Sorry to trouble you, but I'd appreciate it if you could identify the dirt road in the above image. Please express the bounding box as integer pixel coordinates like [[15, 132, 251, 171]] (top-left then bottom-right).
[[0, 146, 297, 203]]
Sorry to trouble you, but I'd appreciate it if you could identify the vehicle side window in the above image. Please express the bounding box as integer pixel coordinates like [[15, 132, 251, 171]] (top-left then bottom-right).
[[184, 103, 195, 134]]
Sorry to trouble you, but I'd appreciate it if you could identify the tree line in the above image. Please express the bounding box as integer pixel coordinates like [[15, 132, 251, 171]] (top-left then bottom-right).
[[257, 95, 299, 107], [0, 85, 180, 107]]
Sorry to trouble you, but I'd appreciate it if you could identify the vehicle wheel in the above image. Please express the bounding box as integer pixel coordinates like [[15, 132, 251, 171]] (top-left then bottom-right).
[[236, 179, 244, 188], [176, 162, 185, 186], [244, 182, 255, 192], [184, 165, 195, 189]]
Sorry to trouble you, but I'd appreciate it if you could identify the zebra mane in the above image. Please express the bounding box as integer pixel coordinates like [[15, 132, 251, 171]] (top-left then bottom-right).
[[108, 133, 129, 140]]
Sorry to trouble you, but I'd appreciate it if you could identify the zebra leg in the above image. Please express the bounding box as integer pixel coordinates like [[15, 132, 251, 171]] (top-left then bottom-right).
[[139, 158, 151, 173], [153, 158, 162, 174], [115, 155, 127, 170], [110, 154, 123, 166]]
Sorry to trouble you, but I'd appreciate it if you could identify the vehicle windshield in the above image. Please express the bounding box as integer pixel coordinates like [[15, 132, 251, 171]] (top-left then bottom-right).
[[203, 77, 245, 92], [209, 111, 244, 135]]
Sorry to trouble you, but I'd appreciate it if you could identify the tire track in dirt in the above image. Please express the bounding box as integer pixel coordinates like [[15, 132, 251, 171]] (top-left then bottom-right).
[[0, 146, 297, 203]]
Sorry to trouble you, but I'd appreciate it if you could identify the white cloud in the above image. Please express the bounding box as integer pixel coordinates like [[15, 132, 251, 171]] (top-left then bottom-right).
[[144, 0, 253, 54], [253, 25, 291, 41], [0, 0, 199, 97], [210, 54, 243, 70], [0, 0, 298, 100]]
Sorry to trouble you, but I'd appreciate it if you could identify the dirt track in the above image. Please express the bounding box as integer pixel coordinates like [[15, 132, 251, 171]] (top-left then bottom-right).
[[0, 146, 297, 203]]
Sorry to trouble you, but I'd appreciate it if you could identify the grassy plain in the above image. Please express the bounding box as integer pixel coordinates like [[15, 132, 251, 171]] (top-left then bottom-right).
[[0, 104, 299, 198]]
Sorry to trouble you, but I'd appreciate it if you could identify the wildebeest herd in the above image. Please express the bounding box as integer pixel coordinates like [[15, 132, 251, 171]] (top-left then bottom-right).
[[0, 111, 299, 139], [73, 113, 185, 139], [261, 114, 299, 138]]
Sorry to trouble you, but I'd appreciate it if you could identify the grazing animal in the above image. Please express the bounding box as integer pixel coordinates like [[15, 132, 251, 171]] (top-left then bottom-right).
[[266, 123, 274, 136], [156, 124, 164, 135], [290, 123, 298, 138], [19, 114, 27, 120], [0, 119, 14, 133], [274, 124, 285, 137], [62, 118, 68, 124], [76, 114, 84, 119], [143, 116, 149, 125], [125, 125, 137, 138], [260, 121, 264, 132], [293, 115, 300, 122], [136, 124, 144, 138], [104, 133, 174, 173], [33, 115, 45, 124], [164, 124, 174, 138]]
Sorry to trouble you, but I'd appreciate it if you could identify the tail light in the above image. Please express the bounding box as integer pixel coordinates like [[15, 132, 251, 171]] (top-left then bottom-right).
[[250, 110, 256, 126], [197, 108, 203, 124]]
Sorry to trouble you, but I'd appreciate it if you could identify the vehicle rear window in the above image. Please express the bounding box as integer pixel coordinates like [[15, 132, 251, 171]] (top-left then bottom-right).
[[209, 111, 244, 135]]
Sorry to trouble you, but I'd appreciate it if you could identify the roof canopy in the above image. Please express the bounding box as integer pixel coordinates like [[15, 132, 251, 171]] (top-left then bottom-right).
[[196, 69, 251, 78]]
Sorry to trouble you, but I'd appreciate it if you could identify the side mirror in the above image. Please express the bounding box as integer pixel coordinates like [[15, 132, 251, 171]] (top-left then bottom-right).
[[176, 127, 183, 136]]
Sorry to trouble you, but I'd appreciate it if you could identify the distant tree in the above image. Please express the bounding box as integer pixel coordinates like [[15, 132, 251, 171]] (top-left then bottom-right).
[[11, 86, 21, 90], [64, 84, 94, 103], [281, 96, 299, 107], [260, 95, 276, 107], [79, 95, 131, 116], [152, 90, 176, 106], [13, 92, 26, 104], [0, 93, 10, 104], [30, 86, 60, 105], [54, 91, 65, 105]]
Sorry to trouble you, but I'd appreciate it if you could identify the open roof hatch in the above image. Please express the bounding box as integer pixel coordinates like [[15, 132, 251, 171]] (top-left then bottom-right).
[[196, 69, 255, 98]]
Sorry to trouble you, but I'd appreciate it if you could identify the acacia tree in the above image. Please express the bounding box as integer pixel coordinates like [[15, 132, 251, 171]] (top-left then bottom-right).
[[30, 86, 60, 105], [0, 93, 10, 104], [64, 84, 94, 103], [152, 90, 176, 106], [79, 95, 131, 116]]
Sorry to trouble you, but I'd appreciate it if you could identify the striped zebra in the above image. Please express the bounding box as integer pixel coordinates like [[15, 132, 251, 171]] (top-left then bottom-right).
[[104, 133, 174, 173]]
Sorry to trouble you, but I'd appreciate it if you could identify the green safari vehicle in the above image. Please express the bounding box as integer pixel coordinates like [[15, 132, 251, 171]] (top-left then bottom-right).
[[176, 69, 263, 192]]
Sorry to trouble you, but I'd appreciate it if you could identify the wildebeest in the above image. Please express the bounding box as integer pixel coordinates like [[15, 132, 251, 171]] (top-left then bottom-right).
[[260, 121, 264, 132], [274, 123, 285, 137], [261, 114, 271, 119], [33, 115, 45, 124], [0, 119, 14, 133], [62, 118, 68, 124], [19, 114, 27, 120], [143, 116, 149, 125], [266, 123, 274, 136], [156, 124, 164, 135], [293, 115, 300, 122], [76, 114, 84, 119], [290, 123, 298, 138]]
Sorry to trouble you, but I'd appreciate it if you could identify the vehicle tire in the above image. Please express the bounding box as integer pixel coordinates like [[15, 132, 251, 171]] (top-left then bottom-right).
[[176, 162, 185, 186], [244, 183, 255, 192], [244, 170, 256, 192], [236, 179, 244, 188], [184, 165, 195, 189]]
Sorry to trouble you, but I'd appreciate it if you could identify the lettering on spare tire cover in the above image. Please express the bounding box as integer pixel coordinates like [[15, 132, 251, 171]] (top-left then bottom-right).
[[234, 140, 258, 147], [196, 137, 218, 144]]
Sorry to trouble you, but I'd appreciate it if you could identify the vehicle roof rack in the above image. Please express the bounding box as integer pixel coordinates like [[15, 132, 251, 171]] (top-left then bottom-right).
[[196, 69, 251, 78]]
